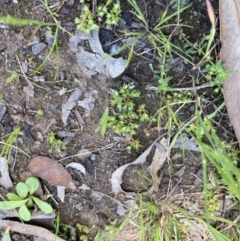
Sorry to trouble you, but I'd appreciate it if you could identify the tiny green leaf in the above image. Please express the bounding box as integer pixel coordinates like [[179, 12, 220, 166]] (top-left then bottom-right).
[[16, 182, 29, 198], [96, 108, 109, 136], [0, 200, 28, 210], [32, 197, 53, 214], [19, 204, 31, 221], [7, 193, 21, 201], [25, 177, 40, 195], [26, 198, 34, 208], [1, 226, 11, 241], [6, 73, 17, 84]]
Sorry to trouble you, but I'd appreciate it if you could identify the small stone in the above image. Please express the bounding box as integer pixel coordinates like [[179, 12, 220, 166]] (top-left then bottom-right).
[[90, 153, 98, 162], [109, 43, 120, 55], [21, 59, 28, 73], [122, 11, 132, 27], [0, 105, 6, 122], [45, 32, 54, 47], [0, 44, 5, 52], [117, 192, 125, 201], [5, 124, 13, 133], [33, 76, 45, 82], [57, 131, 75, 138], [77, 149, 92, 160], [23, 122, 33, 139], [32, 42, 47, 55], [84, 159, 94, 175]]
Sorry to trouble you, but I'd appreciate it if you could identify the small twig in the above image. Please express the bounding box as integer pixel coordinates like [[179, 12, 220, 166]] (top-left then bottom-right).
[[58, 142, 120, 162], [11, 148, 18, 171], [27, 25, 41, 45], [103, 37, 124, 47], [43, 185, 59, 206], [16, 56, 33, 88], [16, 57, 50, 91], [167, 178, 182, 199], [0, 220, 65, 241], [74, 109, 85, 130], [43, 118, 56, 134]]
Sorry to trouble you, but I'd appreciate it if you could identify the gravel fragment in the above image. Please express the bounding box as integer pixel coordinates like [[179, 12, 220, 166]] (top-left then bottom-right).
[[122, 11, 132, 27], [57, 131, 75, 138], [0, 44, 5, 52], [84, 159, 94, 175], [0, 105, 6, 122], [33, 76, 45, 82], [32, 42, 47, 55]]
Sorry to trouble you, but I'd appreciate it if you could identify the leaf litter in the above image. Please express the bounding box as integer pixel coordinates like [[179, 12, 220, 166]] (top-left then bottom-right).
[[69, 29, 127, 78], [147, 138, 168, 191], [61, 88, 82, 126], [27, 156, 76, 190], [110, 137, 167, 197]]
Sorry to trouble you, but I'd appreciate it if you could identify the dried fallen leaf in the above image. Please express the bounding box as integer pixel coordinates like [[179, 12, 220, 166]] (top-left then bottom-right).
[[0, 157, 13, 189], [110, 137, 160, 197], [61, 88, 82, 126], [69, 30, 127, 78], [173, 165, 186, 178], [147, 139, 167, 191], [28, 156, 76, 190], [220, 0, 240, 143], [172, 132, 200, 152]]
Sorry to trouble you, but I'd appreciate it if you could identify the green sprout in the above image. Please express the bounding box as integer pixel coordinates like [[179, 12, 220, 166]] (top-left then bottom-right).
[[47, 131, 66, 153], [75, 5, 99, 34], [37, 109, 44, 116], [97, 84, 154, 150], [0, 177, 53, 221], [75, 0, 121, 33]]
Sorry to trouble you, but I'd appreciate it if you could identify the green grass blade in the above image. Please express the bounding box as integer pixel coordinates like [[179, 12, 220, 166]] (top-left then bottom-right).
[[0, 15, 54, 26], [127, 0, 148, 27], [154, 4, 192, 30]]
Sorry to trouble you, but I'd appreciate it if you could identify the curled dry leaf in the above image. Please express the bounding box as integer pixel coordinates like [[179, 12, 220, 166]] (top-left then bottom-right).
[[147, 138, 168, 191], [61, 88, 82, 126], [110, 137, 160, 197], [28, 156, 76, 190]]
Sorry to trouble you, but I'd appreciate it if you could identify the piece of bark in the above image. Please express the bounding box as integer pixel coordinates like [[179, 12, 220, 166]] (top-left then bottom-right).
[[220, 0, 240, 143]]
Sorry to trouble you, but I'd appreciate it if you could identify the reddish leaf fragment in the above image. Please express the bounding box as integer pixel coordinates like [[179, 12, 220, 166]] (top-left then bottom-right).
[[28, 156, 76, 190], [206, 0, 215, 26]]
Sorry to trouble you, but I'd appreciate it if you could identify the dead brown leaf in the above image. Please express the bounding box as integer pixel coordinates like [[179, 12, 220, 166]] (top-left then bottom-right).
[[27, 156, 76, 190], [147, 138, 167, 191], [220, 0, 240, 143]]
